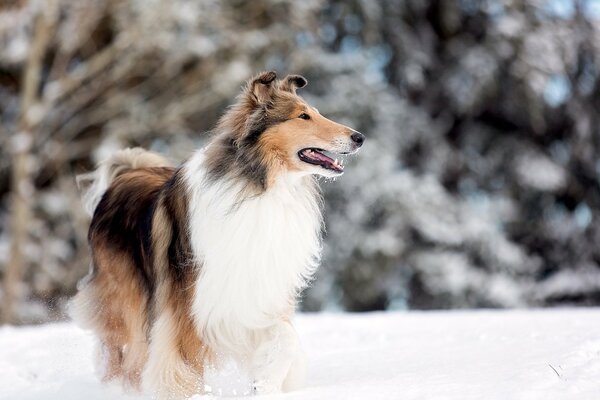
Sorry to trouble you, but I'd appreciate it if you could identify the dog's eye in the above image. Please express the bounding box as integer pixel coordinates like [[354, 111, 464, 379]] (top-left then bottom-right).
[[299, 113, 311, 120]]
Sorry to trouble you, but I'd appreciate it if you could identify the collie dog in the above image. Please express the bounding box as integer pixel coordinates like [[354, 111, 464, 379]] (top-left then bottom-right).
[[70, 71, 364, 399]]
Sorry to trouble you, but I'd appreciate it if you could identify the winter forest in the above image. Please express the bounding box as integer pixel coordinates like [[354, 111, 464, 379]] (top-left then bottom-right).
[[1, 0, 600, 324]]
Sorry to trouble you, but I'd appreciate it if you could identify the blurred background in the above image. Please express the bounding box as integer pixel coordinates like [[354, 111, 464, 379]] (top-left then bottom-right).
[[1, 0, 600, 324]]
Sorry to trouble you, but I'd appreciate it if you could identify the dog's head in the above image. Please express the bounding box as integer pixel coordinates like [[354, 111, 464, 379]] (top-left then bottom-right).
[[212, 71, 364, 187]]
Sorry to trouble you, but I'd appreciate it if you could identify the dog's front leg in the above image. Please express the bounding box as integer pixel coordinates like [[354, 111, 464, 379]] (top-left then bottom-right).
[[251, 321, 306, 394]]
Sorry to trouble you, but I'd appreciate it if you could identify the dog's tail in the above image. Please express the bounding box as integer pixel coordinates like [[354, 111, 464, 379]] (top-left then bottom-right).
[[77, 147, 172, 217]]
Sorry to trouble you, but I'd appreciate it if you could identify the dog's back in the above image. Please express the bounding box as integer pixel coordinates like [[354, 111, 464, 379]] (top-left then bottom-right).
[[90, 166, 175, 292]]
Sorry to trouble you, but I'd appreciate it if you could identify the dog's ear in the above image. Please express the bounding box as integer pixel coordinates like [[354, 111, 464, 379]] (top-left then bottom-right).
[[280, 74, 307, 94], [248, 71, 277, 105]]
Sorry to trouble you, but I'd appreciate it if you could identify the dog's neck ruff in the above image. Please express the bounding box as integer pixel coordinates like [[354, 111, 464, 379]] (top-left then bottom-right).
[[183, 149, 323, 355]]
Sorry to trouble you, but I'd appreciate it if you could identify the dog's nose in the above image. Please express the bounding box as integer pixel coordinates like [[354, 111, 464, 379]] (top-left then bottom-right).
[[351, 131, 365, 147]]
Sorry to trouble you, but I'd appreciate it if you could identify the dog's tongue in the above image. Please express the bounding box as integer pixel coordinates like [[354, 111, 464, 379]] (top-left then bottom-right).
[[306, 149, 334, 164], [303, 149, 343, 172]]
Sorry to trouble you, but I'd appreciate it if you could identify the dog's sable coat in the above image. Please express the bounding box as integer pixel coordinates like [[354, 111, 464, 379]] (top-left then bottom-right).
[[70, 71, 364, 399]]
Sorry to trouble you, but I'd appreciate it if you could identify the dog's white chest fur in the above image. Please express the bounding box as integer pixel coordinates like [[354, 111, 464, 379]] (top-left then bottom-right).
[[184, 152, 322, 354]]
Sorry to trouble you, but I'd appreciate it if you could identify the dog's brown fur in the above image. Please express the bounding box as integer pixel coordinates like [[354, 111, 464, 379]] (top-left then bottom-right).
[[205, 71, 353, 191], [74, 165, 208, 391]]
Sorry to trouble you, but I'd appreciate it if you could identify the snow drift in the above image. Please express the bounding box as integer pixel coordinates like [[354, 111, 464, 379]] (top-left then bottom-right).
[[1, 310, 599, 400]]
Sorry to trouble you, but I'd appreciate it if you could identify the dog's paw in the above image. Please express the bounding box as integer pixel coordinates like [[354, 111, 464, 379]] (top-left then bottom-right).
[[252, 380, 280, 395]]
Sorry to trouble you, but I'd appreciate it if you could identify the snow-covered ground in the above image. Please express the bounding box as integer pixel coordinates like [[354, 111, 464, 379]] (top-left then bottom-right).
[[1, 309, 599, 400]]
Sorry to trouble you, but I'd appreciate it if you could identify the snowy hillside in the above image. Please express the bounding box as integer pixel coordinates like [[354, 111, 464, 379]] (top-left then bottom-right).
[[1, 310, 599, 400]]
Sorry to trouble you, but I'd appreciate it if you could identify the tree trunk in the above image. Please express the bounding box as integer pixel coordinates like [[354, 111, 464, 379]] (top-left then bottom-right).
[[2, 1, 56, 324]]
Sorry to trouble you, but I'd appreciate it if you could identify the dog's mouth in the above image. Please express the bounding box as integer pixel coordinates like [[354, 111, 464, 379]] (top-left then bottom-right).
[[298, 148, 345, 174]]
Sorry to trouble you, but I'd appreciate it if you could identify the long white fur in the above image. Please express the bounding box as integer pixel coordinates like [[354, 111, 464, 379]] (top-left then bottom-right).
[[143, 310, 201, 398], [183, 150, 322, 389]]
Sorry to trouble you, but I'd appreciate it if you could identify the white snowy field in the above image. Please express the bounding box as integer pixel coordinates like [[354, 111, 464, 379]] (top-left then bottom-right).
[[1, 309, 599, 400]]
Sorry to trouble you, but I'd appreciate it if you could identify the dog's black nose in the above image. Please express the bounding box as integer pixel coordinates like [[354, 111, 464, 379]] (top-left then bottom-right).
[[351, 131, 365, 147]]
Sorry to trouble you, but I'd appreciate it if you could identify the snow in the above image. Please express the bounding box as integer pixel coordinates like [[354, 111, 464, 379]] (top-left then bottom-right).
[[1, 309, 600, 400], [515, 150, 567, 192]]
